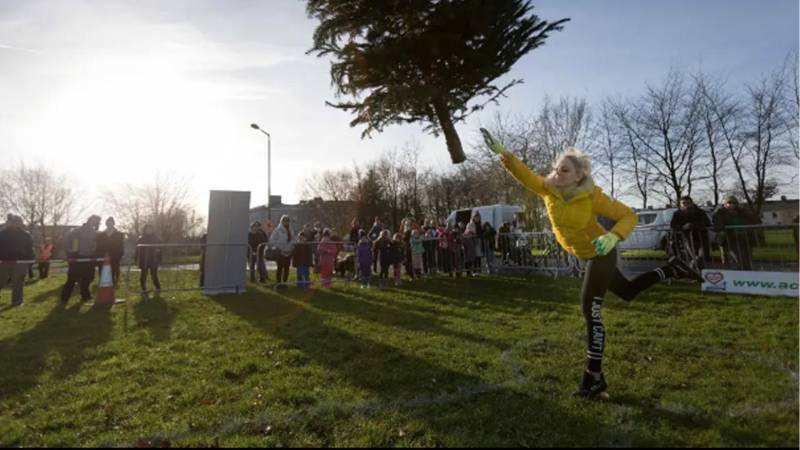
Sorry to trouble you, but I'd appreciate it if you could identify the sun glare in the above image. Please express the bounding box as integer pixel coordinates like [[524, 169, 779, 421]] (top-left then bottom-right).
[[37, 53, 222, 167]]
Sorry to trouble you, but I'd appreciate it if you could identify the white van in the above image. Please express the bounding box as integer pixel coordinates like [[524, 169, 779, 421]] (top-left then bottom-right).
[[446, 204, 523, 230], [617, 209, 676, 251], [618, 207, 717, 251]]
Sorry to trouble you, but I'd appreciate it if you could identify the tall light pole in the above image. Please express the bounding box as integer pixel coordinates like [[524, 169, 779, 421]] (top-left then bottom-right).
[[250, 123, 271, 224]]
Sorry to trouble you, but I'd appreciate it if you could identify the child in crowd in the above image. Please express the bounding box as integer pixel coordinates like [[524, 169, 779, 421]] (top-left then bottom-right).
[[391, 233, 405, 286], [374, 230, 394, 287], [357, 229, 373, 288], [437, 224, 450, 274], [410, 229, 425, 280], [317, 228, 338, 288], [293, 227, 314, 288], [463, 228, 477, 275], [449, 227, 464, 278], [423, 225, 437, 274]]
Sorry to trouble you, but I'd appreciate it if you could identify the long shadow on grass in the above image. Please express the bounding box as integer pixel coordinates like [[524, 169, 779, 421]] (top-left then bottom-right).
[[406, 276, 714, 319], [210, 287, 643, 446], [316, 288, 508, 350], [31, 285, 64, 304], [0, 303, 113, 400], [133, 294, 177, 342], [398, 276, 578, 316]]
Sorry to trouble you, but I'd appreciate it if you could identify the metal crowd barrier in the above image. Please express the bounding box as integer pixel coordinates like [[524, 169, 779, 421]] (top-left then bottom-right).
[[126, 243, 248, 295], [249, 235, 482, 288], [494, 231, 581, 278], [248, 231, 580, 285], [617, 224, 799, 274], [126, 224, 797, 296], [0, 257, 104, 265]]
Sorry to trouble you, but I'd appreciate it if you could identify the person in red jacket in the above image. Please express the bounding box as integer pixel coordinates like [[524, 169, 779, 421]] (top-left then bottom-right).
[[38, 237, 54, 279]]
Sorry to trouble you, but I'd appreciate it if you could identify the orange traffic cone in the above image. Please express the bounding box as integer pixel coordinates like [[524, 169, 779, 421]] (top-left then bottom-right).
[[96, 254, 125, 305]]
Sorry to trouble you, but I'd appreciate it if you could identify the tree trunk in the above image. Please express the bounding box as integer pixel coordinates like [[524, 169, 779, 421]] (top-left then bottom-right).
[[432, 99, 466, 164]]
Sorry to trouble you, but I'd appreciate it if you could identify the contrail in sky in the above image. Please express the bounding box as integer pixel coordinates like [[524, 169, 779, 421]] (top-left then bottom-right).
[[0, 43, 42, 54]]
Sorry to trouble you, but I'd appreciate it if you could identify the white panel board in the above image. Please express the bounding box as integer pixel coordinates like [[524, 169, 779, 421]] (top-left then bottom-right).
[[204, 191, 250, 295]]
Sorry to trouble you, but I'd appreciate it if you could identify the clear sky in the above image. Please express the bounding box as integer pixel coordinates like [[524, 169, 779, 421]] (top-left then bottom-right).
[[0, 0, 797, 216]]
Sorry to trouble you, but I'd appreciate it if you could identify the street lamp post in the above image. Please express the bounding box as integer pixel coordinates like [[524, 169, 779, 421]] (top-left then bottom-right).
[[250, 123, 271, 224]]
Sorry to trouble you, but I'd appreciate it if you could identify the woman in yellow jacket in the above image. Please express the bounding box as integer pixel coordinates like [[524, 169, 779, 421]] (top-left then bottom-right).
[[483, 129, 699, 398]]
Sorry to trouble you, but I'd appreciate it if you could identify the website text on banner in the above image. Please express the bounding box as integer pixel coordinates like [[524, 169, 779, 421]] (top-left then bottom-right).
[[701, 270, 799, 297]]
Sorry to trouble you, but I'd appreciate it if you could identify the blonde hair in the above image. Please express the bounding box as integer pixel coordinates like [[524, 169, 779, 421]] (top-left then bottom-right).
[[550, 147, 592, 183]]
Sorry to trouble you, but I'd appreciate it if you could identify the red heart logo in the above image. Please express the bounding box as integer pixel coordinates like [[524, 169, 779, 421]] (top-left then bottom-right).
[[705, 272, 724, 284]]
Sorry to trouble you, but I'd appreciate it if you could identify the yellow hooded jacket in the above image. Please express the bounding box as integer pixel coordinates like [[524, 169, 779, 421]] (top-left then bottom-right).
[[501, 153, 637, 260]]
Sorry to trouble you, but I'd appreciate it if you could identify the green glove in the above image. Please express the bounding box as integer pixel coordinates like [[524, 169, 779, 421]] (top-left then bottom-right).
[[592, 233, 620, 256], [480, 128, 506, 155]]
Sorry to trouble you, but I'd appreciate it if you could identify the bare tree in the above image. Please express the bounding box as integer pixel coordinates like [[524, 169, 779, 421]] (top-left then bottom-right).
[[694, 72, 734, 206], [616, 69, 704, 206], [536, 95, 595, 159], [785, 51, 799, 162], [103, 174, 203, 241], [590, 100, 625, 199], [376, 148, 404, 230], [0, 163, 79, 240], [735, 65, 793, 213], [611, 100, 653, 208], [301, 169, 356, 203]]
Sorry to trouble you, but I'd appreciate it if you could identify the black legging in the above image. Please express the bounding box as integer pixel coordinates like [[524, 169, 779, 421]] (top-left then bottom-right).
[[60, 261, 95, 302], [276, 255, 291, 284], [38, 262, 50, 279], [140, 266, 161, 291], [111, 257, 122, 286], [581, 248, 676, 373], [249, 252, 267, 282], [379, 263, 390, 280]]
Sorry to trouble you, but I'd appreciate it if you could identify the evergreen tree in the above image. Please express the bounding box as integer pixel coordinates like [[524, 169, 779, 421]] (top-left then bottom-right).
[[306, 0, 569, 163]]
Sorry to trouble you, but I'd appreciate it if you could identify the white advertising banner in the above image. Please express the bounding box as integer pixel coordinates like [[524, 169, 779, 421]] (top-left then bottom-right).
[[701, 270, 799, 297]]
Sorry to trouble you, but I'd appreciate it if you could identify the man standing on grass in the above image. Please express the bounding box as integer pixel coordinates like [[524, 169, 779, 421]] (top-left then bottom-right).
[[60, 215, 101, 304], [0, 215, 35, 307], [96, 217, 125, 287], [248, 221, 269, 283], [712, 196, 760, 271], [670, 196, 711, 271]]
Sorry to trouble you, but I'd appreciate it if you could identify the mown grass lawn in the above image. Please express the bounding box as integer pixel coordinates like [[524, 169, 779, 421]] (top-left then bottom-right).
[[0, 272, 797, 447]]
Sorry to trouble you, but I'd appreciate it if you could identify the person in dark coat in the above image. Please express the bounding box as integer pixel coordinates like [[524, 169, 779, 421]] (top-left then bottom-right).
[[670, 196, 711, 271], [465, 213, 485, 275], [0, 215, 35, 306], [293, 225, 314, 288], [712, 196, 760, 270], [61, 215, 101, 304], [498, 222, 512, 263], [391, 232, 405, 286], [199, 232, 207, 288], [401, 217, 417, 279], [135, 224, 162, 292], [96, 217, 126, 286], [373, 230, 395, 286], [368, 217, 384, 273], [248, 221, 269, 283], [483, 222, 497, 273], [367, 217, 383, 242]]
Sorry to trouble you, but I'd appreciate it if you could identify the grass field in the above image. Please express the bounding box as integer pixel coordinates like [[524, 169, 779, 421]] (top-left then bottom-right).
[[0, 272, 797, 447]]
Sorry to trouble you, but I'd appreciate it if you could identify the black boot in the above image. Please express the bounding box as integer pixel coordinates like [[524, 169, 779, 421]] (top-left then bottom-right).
[[573, 371, 607, 398], [668, 257, 703, 282]]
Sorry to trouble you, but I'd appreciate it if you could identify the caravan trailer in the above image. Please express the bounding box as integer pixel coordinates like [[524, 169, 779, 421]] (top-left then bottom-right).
[[445, 204, 523, 229]]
